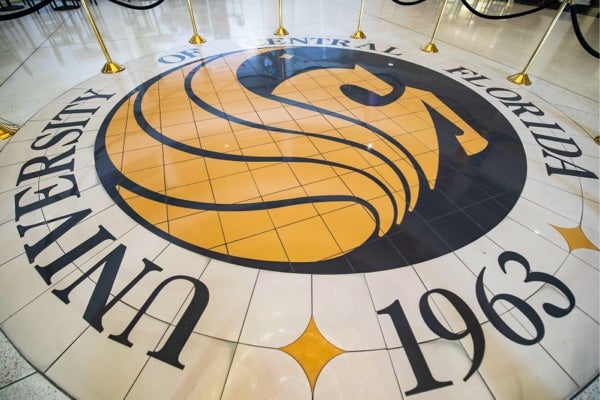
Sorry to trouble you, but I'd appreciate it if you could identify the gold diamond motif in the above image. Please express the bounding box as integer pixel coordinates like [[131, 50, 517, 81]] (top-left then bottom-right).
[[280, 316, 344, 391], [552, 224, 599, 252]]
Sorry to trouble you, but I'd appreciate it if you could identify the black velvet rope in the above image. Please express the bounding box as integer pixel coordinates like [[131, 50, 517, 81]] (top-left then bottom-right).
[[390, 0, 598, 58], [0, 0, 162, 19], [0, 0, 53, 21], [2, 0, 597, 60], [458, 0, 560, 19], [105, 0, 164, 10], [392, 0, 427, 6], [569, 3, 599, 58]]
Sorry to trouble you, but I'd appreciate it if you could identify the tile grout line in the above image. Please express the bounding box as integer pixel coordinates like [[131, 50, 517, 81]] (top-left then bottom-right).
[[0, 370, 37, 391]]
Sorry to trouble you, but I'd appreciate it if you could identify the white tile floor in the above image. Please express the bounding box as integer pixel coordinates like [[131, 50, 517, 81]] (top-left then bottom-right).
[[0, 0, 598, 135], [0, 0, 598, 398]]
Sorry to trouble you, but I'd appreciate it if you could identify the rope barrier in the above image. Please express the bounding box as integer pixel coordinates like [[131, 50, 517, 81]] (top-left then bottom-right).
[[458, 0, 560, 19], [389, 0, 598, 58], [569, 3, 599, 58], [1, 0, 596, 59], [0, 0, 53, 21], [105, 0, 164, 10], [0, 0, 163, 20], [391, 0, 428, 6]]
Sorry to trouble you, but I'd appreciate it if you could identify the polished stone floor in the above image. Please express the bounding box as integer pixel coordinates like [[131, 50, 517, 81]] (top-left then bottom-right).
[[0, 0, 598, 399]]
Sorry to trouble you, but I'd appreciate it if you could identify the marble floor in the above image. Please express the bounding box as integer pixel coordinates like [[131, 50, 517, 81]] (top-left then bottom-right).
[[0, 0, 598, 399]]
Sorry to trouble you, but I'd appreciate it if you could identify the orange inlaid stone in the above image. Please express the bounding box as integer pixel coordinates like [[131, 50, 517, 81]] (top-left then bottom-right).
[[552, 225, 600, 252], [280, 316, 344, 391]]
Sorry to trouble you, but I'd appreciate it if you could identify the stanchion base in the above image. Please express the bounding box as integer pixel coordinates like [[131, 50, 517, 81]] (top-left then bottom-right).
[[274, 27, 289, 36], [0, 130, 16, 140], [0, 124, 19, 141], [189, 34, 206, 44], [507, 72, 532, 85], [350, 30, 366, 39], [101, 61, 125, 74], [420, 42, 438, 53], [594, 136, 599, 145]]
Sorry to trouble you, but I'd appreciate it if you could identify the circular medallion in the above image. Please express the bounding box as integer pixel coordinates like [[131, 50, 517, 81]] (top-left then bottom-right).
[[95, 46, 526, 273], [1, 39, 597, 400]]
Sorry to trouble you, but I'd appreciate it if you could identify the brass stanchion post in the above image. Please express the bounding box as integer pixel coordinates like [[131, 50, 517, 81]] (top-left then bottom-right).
[[421, 0, 448, 53], [186, 0, 206, 44], [79, 0, 125, 74], [274, 0, 289, 36], [508, 0, 571, 85], [0, 118, 19, 140], [351, 0, 367, 39]]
